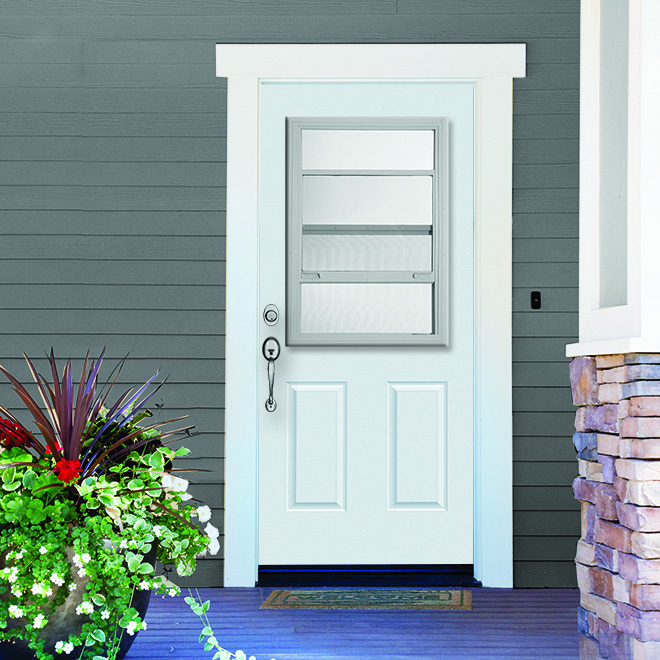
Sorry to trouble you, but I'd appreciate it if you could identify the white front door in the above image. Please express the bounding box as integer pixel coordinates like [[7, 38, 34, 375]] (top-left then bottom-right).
[[257, 81, 475, 567]]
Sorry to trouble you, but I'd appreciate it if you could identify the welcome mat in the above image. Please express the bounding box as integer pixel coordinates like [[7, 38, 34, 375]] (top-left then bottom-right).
[[260, 588, 472, 610]]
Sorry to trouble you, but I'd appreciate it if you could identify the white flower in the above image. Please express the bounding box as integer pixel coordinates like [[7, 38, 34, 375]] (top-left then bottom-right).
[[11, 586, 22, 597], [76, 601, 94, 616], [55, 642, 64, 653], [204, 523, 220, 539], [63, 642, 74, 654], [208, 538, 221, 556], [126, 621, 138, 636], [3, 566, 19, 582], [162, 473, 189, 492], [72, 553, 81, 566], [152, 525, 163, 537], [8, 605, 23, 618], [68, 582, 77, 592], [139, 580, 150, 590], [119, 539, 129, 549], [195, 505, 212, 523], [39, 546, 47, 555], [14, 551, 23, 560], [50, 573, 64, 586], [101, 610, 110, 620], [33, 614, 47, 629], [81, 553, 91, 564], [180, 492, 193, 501], [167, 587, 180, 597], [77, 567, 87, 578]]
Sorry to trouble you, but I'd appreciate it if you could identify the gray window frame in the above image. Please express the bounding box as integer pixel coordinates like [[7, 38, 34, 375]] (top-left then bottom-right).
[[286, 116, 449, 346]]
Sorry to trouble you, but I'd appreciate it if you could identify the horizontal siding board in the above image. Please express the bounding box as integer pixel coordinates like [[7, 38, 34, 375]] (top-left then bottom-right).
[[513, 487, 578, 511], [0, 113, 225, 138], [513, 386, 573, 412], [0, 235, 225, 260], [514, 561, 577, 588], [514, 312, 577, 337], [513, 263, 578, 288], [398, 0, 579, 15], [514, 164, 578, 189], [0, 137, 226, 161], [513, 338, 576, 362], [0, 356, 225, 383], [514, 437, 576, 462], [514, 362, 570, 387], [515, 115, 579, 139], [513, 411, 575, 436], [514, 511, 580, 536], [514, 189, 578, 214], [514, 90, 579, 115], [0, 186, 224, 211], [0, 284, 225, 311], [0, 336, 226, 358], [0, 88, 224, 114], [0, 211, 225, 236], [514, 536, 579, 561], [512, 289, 577, 312], [0, 14, 579, 41], [0, 309, 224, 334], [0, 161, 225, 186], [514, 461, 577, 487], [513, 214, 577, 238], [513, 238, 577, 263], [513, 140, 578, 165], [0, 0, 398, 16], [0, 259, 225, 285]]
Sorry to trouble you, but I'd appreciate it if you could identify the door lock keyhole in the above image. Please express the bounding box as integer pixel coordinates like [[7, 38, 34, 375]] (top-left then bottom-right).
[[264, 304, 279, 326]]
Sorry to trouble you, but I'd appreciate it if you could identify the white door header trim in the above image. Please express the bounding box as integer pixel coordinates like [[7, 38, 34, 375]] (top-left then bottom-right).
[[216, 44, 526, 80]]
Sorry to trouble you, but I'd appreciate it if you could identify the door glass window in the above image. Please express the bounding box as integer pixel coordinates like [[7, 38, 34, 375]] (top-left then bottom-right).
[[287, 118, 448, 345]]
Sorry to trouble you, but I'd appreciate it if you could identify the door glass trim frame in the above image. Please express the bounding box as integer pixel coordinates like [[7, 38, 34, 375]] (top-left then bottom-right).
[[287, 116, 449, 345]]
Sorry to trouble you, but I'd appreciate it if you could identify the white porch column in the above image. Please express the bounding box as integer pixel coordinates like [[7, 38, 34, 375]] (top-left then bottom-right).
[[568, 0, 660, 358]]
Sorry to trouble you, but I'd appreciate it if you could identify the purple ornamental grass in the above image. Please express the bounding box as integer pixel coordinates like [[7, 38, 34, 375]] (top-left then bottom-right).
[[0, 349, 193, 479]]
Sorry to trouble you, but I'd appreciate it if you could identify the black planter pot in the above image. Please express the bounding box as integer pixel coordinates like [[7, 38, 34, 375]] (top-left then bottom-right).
[[0, 546, 156, 660]]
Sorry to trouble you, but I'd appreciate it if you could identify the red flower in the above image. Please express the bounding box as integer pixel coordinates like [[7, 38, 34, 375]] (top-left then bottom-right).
[[0, 417, 31, 449], [55, 458, 81, 484]]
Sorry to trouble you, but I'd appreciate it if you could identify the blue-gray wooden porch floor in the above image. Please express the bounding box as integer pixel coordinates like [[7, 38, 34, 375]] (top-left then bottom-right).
[[125, 588, 587, 660]]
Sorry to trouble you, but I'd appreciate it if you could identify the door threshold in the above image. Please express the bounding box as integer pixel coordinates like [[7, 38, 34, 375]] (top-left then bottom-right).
[[257, 564, 482, 588]]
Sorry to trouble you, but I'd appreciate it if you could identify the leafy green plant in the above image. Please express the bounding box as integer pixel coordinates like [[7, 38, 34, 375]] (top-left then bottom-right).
[[0, 351, 229, 660]]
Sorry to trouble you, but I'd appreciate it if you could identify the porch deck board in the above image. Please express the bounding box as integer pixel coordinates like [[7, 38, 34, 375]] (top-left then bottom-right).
[[126, 588, 581, 660]]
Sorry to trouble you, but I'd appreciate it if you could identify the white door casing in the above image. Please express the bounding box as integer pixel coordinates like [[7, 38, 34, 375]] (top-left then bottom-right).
[[258, 82, 474, 566], [216, 44, 526, 588]]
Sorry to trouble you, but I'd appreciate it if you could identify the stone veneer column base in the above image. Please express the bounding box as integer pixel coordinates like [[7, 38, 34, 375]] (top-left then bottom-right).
[[571, 353, 660, 658]]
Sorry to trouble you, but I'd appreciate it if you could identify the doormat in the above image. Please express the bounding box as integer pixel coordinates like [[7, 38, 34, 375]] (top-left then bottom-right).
[[260, 588, 472, 610]]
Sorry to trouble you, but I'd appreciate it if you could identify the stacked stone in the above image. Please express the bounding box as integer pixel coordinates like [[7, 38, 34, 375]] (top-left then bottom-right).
[[571, 354, 660, 658]]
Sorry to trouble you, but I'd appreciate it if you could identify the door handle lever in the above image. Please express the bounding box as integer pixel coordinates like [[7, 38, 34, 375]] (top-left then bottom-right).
[[262, 337, 281, 412]]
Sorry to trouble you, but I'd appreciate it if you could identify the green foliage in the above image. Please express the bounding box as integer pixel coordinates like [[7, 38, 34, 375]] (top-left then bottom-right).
[[0, 353, 226, 660]]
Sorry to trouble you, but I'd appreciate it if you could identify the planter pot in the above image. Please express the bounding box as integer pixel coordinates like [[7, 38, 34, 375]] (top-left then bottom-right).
[[0, 546, 155, 660]]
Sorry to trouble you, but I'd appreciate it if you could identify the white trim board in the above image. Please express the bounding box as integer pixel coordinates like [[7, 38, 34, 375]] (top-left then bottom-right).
[[217, 43, 525, 589]]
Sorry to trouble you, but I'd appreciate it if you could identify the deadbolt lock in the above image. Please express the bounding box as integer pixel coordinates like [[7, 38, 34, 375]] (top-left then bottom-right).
[[264, 304, 279, 326]]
